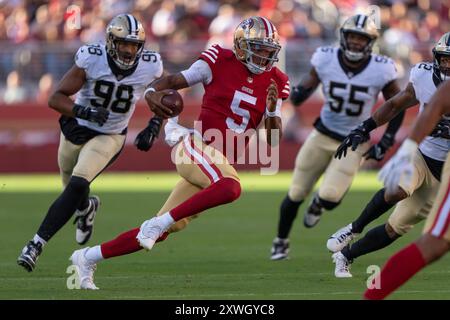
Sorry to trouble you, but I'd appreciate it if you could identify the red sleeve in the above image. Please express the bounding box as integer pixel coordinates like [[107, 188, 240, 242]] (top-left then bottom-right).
[[274, 68, 290, 100], [198, 44, 221, 73]]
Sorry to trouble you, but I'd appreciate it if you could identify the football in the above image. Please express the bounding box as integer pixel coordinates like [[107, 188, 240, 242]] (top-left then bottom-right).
[[161, 89, 184, 117]]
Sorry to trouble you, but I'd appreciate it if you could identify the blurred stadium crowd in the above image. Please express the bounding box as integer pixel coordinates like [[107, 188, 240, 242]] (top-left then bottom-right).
[[0, 0, 449, 104]]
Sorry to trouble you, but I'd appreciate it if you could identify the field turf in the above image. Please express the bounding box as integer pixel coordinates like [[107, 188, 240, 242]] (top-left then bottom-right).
[[0, 172, 449, 300]]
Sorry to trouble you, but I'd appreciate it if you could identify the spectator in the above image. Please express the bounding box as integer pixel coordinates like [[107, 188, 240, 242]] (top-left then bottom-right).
[[3, 71, 27, 104]]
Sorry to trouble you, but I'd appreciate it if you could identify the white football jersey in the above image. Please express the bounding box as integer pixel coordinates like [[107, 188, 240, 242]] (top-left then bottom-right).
[[312, 46, 397, 136], [409, 62, 450, 161], [74, 44, 163, 134]]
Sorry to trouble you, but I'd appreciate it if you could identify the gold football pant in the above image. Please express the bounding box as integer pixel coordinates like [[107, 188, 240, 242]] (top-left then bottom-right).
[[158, 134, 240, 233]]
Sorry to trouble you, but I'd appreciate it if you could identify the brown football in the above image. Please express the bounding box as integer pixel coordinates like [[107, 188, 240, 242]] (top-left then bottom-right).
[[161, 89, 184, 117]]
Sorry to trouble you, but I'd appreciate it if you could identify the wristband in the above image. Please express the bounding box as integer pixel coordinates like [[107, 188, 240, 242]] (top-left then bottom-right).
[[144, 87, 156, 96]]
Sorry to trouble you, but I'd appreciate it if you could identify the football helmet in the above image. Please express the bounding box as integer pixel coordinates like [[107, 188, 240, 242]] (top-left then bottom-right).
[[233, 16, 281, 74], [340, 14, 378, 62], [432, 32, 450, 81], [106, 14, 145, 70]]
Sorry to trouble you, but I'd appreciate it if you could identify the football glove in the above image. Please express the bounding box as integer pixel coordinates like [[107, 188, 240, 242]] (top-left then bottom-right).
[[335, 118, 376, 159], [134, 116, 163, 152], [378, 139, 418, 195], [430, 119, 450, 139], [73, 104, 109, 126], [363, 133, 395, 162]]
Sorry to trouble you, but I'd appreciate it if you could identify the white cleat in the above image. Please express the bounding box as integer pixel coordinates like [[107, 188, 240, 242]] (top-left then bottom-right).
[[69, 248, 99, 290], [136, 217, 167, 251], [332, 251, 353, 278], [327, 223, 360, 252]]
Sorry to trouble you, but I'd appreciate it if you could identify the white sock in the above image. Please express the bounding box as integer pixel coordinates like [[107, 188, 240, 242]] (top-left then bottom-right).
[[33, 234, 47, 246], [84, 245, 104, 263], [158, 212, 175, 230]]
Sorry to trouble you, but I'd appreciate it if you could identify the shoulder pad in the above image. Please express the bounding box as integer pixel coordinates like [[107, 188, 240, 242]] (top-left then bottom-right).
[[74, 44, 104, 69], [311, 46, 335, 69]]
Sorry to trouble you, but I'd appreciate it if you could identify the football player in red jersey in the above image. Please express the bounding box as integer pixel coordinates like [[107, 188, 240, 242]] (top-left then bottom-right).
[[68, 16, 290, 289]]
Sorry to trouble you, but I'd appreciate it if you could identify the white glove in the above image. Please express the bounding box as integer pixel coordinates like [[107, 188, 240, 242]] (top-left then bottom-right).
[[378, 139, 418, 194], [164, 116, 193, 147]]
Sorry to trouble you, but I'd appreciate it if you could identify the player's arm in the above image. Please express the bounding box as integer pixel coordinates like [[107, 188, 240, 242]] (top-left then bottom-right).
[[374, 82, 417, 126], [409, 80, 450, 144], [290, 67, 320, 106], [363, 80, 406, 161], [144, 59, 211, 118], [48, 65, 109, 126], [379, 81, 450, 193], [335, 82, 418, 159], [265, 79, 282, 146]]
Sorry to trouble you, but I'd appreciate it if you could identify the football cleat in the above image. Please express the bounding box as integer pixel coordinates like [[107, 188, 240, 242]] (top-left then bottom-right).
[[74, 196, 100, 245], [17, 240, 43, 272], [327, 223, 360, 252], [303, 194, 324, 228], [69, 248, 99, 290], [136, 217, 167, 251], [270, 238, 289, 260], [332, 251, 353, 278]]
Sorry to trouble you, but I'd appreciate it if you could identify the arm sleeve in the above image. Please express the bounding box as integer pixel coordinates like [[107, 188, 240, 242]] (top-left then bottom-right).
[[181, 59, 213, 86], [384, 110, 405, 138]]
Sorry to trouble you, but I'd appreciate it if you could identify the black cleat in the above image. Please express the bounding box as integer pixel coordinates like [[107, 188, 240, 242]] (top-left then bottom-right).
[[270, 238, 289, 260], [74, 196, 100, 245], [17, 240, 43, 272], [303, 194, 324, 228]]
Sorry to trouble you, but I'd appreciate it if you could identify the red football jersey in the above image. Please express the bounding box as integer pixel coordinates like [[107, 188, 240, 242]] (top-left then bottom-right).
[[195, 44, 290, 162]]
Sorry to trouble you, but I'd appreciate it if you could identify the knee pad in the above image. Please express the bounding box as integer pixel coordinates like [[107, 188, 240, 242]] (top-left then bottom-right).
[[318, 196, 340, 210], [67, 176, 90, 194]]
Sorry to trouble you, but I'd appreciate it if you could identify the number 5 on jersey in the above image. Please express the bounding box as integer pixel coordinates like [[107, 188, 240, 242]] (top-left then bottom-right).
[[226, 90, 255, 134]]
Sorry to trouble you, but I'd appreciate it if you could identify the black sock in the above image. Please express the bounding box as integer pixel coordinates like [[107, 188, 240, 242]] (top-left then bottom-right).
[[37, 176, 90, 242], [76, 189, 90, 211], [351, 188, 395, 233], [277, 195, 303, 239], [341, 224, 397, 261]]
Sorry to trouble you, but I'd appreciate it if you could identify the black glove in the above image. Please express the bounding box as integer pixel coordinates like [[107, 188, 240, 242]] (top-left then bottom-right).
[[73, 104, 109, 126], [363, 133, 394, 161], [134, 116, 163, 152], [431, 119, 450, 139], [335, 118, 377, 159]]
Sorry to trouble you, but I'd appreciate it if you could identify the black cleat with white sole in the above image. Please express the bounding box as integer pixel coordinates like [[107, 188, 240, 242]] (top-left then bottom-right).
[[17, 240, 43, 272], [74, 196, 100, 245]]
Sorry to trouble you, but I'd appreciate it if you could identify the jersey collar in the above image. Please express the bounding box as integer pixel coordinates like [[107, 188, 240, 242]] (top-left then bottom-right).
[[337, 49, 371, 79]]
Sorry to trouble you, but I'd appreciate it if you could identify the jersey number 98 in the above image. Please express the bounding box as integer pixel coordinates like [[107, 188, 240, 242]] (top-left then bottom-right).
[[91, 80, 134, 113]]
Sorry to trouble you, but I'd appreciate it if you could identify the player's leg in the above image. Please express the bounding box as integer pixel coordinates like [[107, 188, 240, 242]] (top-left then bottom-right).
[[364, 155, 450, 299], [327, 187, 406, 252], [271, 130, 334, 260], [137, 135, 241, 250], [306, 139, 370, 228], [70, 134, 125, 245], [17, 134, 125, 272], [68, 178, 201, 289], [334, 154, 437, 278]]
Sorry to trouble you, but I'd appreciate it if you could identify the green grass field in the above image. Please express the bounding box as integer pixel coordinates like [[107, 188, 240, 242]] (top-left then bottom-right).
[[0, 171, 449, 300]]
